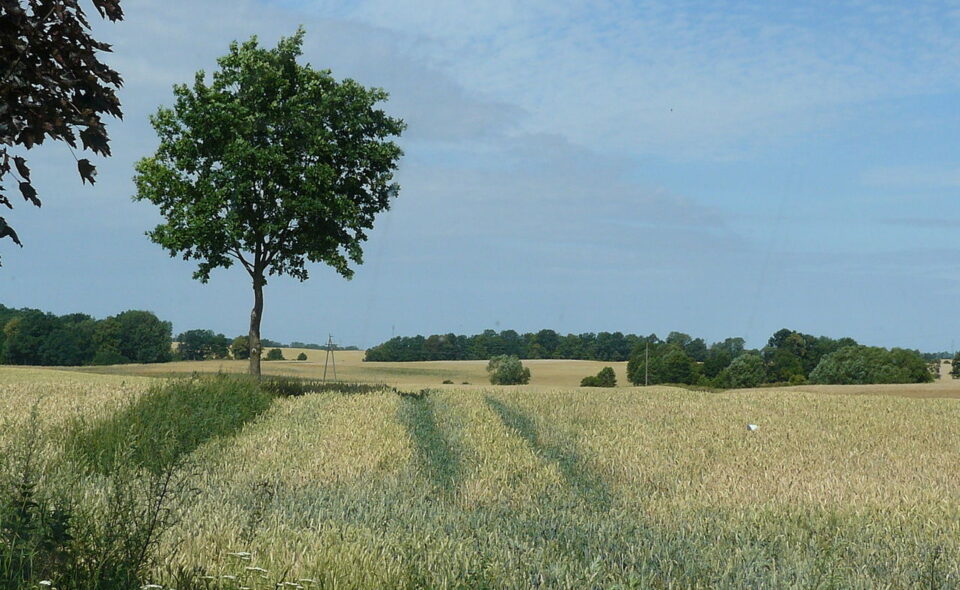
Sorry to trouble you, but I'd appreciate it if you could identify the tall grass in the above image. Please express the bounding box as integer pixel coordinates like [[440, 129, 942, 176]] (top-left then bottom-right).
[[0, 375, 276, 589], [70, 374, 272, 474]]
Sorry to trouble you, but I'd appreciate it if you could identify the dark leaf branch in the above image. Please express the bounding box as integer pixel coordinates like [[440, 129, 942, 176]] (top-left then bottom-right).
[[0, 0, 123, 261]]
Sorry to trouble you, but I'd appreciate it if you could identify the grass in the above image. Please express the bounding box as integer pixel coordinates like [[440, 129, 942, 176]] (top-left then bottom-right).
[[2, 368, 960, 587], [70, 374, 273, 475]]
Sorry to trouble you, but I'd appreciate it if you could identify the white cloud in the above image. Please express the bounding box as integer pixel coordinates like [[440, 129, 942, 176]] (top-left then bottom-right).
[[295, 0, 960, 160]]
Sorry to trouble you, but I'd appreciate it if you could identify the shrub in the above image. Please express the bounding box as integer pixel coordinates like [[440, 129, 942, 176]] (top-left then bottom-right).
[[442, 379, 454, 384], [260, 377, 388, 397], [265, 348, 285, 361], [487, 355, 531, 385], [70, 375, 272, 475], [296, 352, 308, 361], [581, 366, 616, 387]]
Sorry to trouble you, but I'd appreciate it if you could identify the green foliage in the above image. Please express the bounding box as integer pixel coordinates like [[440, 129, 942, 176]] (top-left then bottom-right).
[[231, 335, 251, 360], [133, 28, 405, 283], [952, 352, 960, 379], [259, 377, 388, 397], [0, 0, 123, 265], [296, 352, 308, 361], [176, 329, 229, 360], [0, 306, 170, 366], [265, 348, 285, 361], [581, 366, 617, 387], [365, 329, 642, 362], [113, 310, 173, 363], [809, 346, 934, 385], [133, 28, 405, 377], [627, 341, 699, 385], [70, 376, 272, 475], [487, 355, 531, 385], [763, 329, 859, 382], [1, 407, 194, 590], [661, 347, 699, 384], [716, 353, 766, 388]]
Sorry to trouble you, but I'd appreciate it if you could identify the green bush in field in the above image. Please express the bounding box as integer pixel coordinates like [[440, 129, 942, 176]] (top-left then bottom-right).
[[487, 355, 531, 385], [296, 352, 308, 361], [581, 366, 616, 387], [70, 375, 272, 475], [265, 348, 285, 361]]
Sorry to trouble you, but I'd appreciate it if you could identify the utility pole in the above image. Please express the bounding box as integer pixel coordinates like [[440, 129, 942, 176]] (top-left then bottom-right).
[[645, 341, 649, 387], [322, 334, 338, 383]]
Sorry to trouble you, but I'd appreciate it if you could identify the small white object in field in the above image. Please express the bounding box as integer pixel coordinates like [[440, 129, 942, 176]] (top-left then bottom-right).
[[746, 423, 758, 431]]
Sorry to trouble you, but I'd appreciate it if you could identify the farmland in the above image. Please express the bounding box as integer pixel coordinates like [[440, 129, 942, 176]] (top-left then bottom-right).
[[2, 361, 960, 588]]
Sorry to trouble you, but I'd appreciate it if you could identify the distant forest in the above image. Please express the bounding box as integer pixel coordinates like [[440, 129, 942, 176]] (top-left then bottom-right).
[[0, 304, 355, 366], [0, 304, 173, 366], [365, 329, 938, 387]]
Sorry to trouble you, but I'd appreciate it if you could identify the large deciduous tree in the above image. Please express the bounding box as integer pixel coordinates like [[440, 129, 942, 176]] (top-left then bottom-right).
[[0, 0, 124, 263], [133, 29, 405, 377]]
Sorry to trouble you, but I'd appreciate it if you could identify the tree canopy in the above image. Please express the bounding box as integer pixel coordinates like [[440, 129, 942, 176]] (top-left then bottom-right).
[[134, 29, 404, 376], [1, 0, 123, 263]]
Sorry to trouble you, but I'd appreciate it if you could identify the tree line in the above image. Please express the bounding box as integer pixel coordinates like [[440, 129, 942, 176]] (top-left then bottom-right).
[[0, 305, 341, 366], [626, 328, 933, 387], [366, 328, 936, 387], [364, 329, 659, 362], [0, 304, 172, 366]]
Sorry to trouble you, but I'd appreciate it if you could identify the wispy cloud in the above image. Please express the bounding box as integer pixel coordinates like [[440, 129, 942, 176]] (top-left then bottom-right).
[[295, 0, 960, 159]]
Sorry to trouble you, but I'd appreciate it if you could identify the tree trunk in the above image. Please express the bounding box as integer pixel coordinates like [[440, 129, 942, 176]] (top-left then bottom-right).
[[248, 274, 264, 378]]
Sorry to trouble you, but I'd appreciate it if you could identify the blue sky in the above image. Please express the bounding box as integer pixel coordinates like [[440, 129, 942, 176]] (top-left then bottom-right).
[[2, 0, 960, 350]]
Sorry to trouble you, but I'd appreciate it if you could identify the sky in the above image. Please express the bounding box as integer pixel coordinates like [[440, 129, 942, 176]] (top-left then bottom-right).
[[2, 0, 960, 351]]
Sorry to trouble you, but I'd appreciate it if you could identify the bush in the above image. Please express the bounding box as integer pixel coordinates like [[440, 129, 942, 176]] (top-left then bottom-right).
[[70, 375, 272, 475], [265, 348, 285, 361], [260, 377, 388, 397], [487, 355, 531, 385], [581, 366, 616, 387], [442, 379, 454, 384], [296, 352, 308, 361]]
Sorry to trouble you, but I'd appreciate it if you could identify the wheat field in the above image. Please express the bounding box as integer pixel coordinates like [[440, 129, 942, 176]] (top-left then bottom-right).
[[71, 349, 636, 389], [2, 365, 960, 588]]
